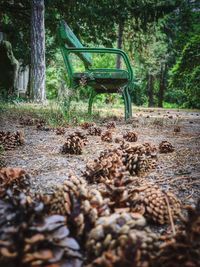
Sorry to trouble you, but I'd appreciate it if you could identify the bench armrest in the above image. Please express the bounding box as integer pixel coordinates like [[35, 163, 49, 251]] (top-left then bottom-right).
[[66, 47, 133, 81]]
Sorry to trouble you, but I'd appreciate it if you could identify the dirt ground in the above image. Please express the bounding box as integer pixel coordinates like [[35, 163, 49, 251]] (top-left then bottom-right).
[[0, 107, 200, 206]]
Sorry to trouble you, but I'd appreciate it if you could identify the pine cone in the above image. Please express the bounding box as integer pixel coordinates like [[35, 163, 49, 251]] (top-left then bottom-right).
[[55, 127, 65, 135], [0, 191, 83, 267], [159, 141, 175, 153], [49, 174, 110, 238], [101, 131, 112, 142], [120, 143, 156, 175], [72, 189, 110, 238], [61, 132, 87, 155], [19, 117, 35, 126], [151, 201, 200, 267], [128, 184, 181, 224], [84, 149, 126, 185], [174, 126, 181, 133], [123, 131, 138, 142], [142, 142, 157, 157], [0, 167, 30, 197], [114, 137, 123, 144], [49, 174, 87, 216], [86, 212, 159, 267], [121, 145, 150, 175], [36, 123, 51, 131], [19, 117, 45, 126], [0, 130, 25, 150], [88, 126, 102, 136], [80, 122, 96, 129], [106, 121, 116, 130]]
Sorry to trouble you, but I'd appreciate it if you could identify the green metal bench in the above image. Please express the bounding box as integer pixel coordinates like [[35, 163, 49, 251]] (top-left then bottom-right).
[[58, 20, 134, 119]]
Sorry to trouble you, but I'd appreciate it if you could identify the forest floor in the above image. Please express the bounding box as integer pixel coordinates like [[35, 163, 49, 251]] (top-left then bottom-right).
[[1, 104, 199, 208]]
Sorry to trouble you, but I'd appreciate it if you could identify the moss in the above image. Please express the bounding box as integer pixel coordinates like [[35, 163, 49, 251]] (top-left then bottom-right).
[[0, 40, 19, 96]]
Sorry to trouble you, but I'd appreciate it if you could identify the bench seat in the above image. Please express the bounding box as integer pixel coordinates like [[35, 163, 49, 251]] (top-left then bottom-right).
[[73, 69, 129, 93]]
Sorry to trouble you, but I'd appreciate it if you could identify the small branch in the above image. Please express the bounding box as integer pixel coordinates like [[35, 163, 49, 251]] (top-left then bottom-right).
[[165, 194, 176, 236]]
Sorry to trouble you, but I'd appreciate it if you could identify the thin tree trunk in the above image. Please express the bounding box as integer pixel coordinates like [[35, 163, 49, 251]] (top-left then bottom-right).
[[147, 73, 154, 107], [116, 20, 124, 69], [158, 63, 166, 108], [30, 0, 46, 102]]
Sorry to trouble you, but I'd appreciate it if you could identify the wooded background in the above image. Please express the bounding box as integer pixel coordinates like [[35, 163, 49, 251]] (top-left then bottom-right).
[[0, 0, 199, 108]]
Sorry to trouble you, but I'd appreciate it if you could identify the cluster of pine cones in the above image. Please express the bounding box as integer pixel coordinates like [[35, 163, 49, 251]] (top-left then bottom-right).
[[0, 162, 198, 267], [0, 189, 83, 267], [48, 172, 188, 267], [19, 116, 45, 126], [1, 119, 191, 267]]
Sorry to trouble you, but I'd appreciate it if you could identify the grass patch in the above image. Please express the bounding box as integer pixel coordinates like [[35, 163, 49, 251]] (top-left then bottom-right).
[[0, 100, 125, 126], [1, 100, 199, 127]]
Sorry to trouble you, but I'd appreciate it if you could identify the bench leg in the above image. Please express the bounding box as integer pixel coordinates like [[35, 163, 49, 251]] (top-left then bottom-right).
[[126, 87, 132, 118], [122, 89, 129, 120], [88, 89, 97, 115], [123, 87, 132, 120]]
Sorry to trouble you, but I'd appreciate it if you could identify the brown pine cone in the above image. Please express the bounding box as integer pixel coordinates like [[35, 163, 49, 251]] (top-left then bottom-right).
[[174, 126, 181, 133], [101, 131, 112, 142], [80, 122, 96, 129], [142, 142, 157, 157], [55, 127, 65, 135], [86, 212, 159, 267], [49, 173, 87, 216], [0, 167, 30, 197], [61, 131, 87, 155], [120, 143, 154, 175], [123, 131, 138, 142], [106, 121, 116, 130], [128, 184, 181, 224], [19, 117, 35, 126], [36, 123, 51, 131], [84, 149, 126, 185], [114, 137, 123, 144], [0, 130, 25, 150], [151, 201, 200, 267], [119, 142, 158, 175], [0, 191, 83, 267], [88, 126, 102, 136], [49, 174, 110, 237], [159, 141, 175, 153]]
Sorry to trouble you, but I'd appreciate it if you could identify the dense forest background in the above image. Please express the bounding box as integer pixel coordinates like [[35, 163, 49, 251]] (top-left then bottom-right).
[[0, 0, 200, 108]]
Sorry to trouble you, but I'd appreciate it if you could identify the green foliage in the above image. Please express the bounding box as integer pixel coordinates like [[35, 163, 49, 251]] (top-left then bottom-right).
[[46, 51, 67, 100], [1, 0, 199, 109], [169, 35, 200, 108]]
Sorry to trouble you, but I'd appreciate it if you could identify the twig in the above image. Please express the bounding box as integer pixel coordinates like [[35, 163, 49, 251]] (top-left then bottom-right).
[[185, 189, 194, 199], [165, 195, 176, 236], [158, 175, 199, 185]]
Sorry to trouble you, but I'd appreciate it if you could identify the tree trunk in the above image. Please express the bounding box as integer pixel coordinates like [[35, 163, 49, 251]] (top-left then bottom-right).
[[116, 20, 124, 69], [147, 73, 154, 107], [30, 0, 46, 102], [158, 63, 166, 108]]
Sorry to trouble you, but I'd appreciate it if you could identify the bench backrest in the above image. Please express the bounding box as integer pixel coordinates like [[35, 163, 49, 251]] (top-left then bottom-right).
[[58, 20, 92, 67]]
